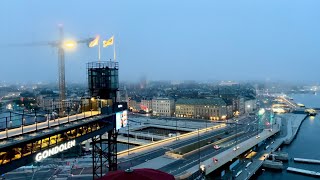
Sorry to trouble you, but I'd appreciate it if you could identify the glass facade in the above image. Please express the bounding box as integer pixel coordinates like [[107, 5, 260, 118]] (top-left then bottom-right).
[[88, 67, 119, 99], [0, 121, 105, 165]]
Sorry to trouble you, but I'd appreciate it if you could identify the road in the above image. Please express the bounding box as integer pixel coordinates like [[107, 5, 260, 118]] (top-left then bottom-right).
[[211, 96, 275, 179], [159, 117, 260, 176], [3, 168, 61, 180], [116, 114, 264, 175]]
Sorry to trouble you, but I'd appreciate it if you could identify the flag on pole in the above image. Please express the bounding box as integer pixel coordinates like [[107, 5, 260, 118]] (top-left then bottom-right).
[[113, 41, 116, 61], [103, 36, 114, 47], [89, 36, 100, 47]]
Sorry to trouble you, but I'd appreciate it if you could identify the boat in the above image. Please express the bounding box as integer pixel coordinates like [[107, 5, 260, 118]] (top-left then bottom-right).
[[305, 109, 317, 116]]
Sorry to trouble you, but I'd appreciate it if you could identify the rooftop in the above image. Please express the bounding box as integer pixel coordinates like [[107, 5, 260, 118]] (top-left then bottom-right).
[[176, 98, 226, 106]]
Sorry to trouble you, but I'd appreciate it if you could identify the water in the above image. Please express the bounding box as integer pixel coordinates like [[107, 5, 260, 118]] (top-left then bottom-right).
[[258, 93, 320, 180]]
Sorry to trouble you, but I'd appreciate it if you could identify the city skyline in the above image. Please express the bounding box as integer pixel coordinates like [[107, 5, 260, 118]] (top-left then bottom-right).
[[1, 1, 320, 83]]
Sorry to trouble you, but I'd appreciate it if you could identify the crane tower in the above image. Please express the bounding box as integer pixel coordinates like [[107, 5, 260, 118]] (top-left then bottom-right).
[[58, 24, 66, 103]]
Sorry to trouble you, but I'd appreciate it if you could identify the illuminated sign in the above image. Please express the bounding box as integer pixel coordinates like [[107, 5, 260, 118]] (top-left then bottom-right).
[[116, 110, 128, 130], [35, 140, 76, 161]]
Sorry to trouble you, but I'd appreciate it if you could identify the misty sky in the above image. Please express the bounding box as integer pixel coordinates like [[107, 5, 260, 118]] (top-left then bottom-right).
[[1, 1, 320, 84]]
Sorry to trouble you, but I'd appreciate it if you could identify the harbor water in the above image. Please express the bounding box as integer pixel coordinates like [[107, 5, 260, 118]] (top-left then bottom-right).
[[258, 93, 320, 180]]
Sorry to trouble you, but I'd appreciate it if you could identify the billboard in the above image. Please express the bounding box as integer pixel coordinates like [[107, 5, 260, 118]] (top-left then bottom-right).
[[116, 110, 128, 130]]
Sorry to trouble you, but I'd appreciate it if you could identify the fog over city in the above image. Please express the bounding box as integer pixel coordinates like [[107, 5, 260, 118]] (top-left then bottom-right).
[[1, 1, 320, 83]]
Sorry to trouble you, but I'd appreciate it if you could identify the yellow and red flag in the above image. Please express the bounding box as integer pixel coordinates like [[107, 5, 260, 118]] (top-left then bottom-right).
[[89, 36, 100, 47], [103, 36, 114, 48]]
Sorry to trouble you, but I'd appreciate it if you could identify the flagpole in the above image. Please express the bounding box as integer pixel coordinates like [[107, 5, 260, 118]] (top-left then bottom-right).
[[98, 41, 101, 62], [113, 36, 116, 61]]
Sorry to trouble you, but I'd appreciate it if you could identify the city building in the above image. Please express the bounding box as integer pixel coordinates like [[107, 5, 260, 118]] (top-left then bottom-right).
[[141, 98, 152, 112], [175, 98, 227, 120], [175, 99, 195, 118], [226, 104, 233, 119], [128, 98, 140, 112], [37, 95, 80, 113], [233, 96, 245, 115], [152, 97, 175, 116], [245, 99, 257, 113]]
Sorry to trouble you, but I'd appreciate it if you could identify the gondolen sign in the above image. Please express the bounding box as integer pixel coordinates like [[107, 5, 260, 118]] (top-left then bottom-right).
[[35, 140, 76, 161]]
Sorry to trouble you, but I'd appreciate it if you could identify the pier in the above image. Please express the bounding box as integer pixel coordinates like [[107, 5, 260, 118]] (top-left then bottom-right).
[[287, 167, 320, 177], [294, 158, 320, 164], [262, 160, 283, 170], [283, 114, 307, 145], [271, 152, 289, 161]]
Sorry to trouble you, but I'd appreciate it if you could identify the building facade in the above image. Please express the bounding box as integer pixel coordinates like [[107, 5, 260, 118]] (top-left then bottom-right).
[[128, 99, 140, 112], [175, 100, 195, 118], [140, 98, 152, 112], [233, 96, 245, 115], [175, 98, 227, 120], [37, 96, 78, 112], [226, 104, 233, 119], [152, 97, 175, 116], [245, 99, 257, 113]]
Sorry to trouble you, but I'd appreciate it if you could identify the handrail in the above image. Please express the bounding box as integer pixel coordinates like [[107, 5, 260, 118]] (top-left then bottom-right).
[[117, 124, 226, 156]]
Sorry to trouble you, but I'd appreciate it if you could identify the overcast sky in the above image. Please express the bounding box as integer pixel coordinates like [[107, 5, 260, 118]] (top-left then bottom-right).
[[1, 1, 320, 84]]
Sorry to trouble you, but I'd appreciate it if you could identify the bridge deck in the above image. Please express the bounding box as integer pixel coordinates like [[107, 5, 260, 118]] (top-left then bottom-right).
[[0, 111, 99, 140], [0, 111, 115, 174]]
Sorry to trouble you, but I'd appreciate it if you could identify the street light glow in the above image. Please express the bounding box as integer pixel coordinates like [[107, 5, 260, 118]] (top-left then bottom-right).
[[63, 40, 77, 49]]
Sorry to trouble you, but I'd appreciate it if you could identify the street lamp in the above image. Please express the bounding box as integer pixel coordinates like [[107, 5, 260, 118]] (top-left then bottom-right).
[[200, 164, 206, 178], [5, 117, 8, 138], [198, 128, 201, 168], [235, 118, 238, 147], [35, 109, 38, 131], [63, 40, 77, 50], [176, 116, 178, 141], [255, 117, 260, 139]]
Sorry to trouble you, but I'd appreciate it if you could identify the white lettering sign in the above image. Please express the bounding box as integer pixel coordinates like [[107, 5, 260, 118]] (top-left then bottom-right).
[[35, 140, 76, 161]]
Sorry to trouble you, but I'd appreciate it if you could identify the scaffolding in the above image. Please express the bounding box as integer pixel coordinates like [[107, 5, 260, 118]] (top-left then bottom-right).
[[87, 61, 120, 179]]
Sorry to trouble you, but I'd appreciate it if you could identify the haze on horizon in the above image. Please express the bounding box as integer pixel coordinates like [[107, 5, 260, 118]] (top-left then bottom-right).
[[0, 0, 320, 84]]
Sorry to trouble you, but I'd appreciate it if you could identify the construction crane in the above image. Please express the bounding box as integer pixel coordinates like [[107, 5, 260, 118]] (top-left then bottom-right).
[[8, 25, 94, 113]]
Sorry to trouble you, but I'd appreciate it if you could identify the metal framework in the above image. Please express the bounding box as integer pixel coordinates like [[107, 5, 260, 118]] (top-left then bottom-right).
[[58, 25, 66, 106], [88, 60, 121, 179], [86, 61, 119, 100], [92, 127, 118, 179]]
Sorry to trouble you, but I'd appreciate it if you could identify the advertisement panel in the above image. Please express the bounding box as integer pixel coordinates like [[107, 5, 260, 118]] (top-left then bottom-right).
[[116, 110, 128, 130]]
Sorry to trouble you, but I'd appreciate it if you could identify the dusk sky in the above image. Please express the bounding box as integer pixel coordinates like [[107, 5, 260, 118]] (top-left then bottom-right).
[[1, 1, 320, 83]]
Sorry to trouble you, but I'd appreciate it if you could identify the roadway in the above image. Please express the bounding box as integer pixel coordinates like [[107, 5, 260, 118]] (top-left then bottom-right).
[[3, 167, 59, 180], [213, 96, 278, 179], [160, 117, 260, 176], [118, 114, 266, 175], [117, 116, 256, 170]]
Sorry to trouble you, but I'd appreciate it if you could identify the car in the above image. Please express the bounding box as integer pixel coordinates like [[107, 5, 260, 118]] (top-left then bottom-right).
[[256, 135, 260, 139], [213, 145, 220, 150]]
